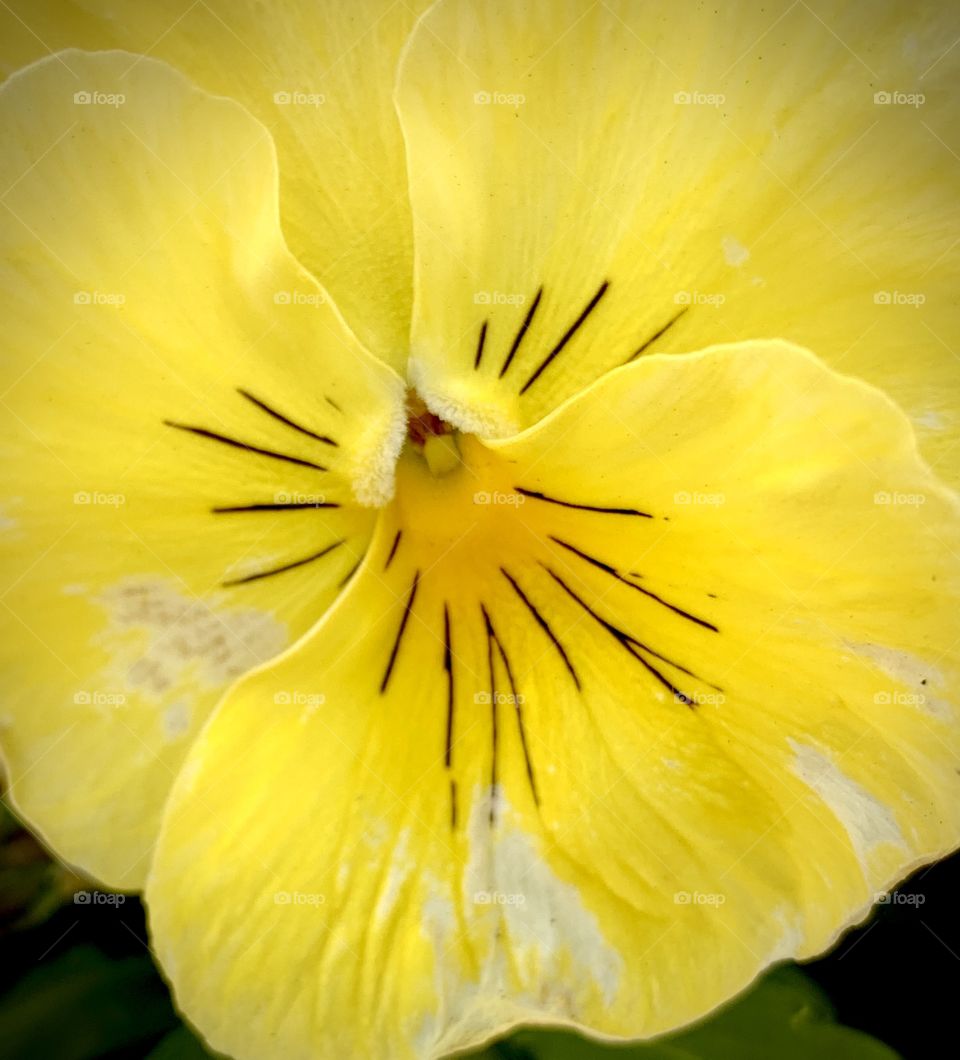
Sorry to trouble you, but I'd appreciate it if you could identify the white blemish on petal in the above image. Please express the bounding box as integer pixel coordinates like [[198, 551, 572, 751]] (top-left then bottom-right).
[[914, 410, 945, 432], [95, 578, 287, 699], [0, 499, 22, 534], [62, 583, 88, 596], [845, 641, 952, 721], [463, 787, 622, 1004], [764, 906, 805, 963], [417, 789, 623, 1056], [721, 234, 750, 267], [162, 701, 191, 742], [789, 741, 905, 874], [372, 829, 412, 926]]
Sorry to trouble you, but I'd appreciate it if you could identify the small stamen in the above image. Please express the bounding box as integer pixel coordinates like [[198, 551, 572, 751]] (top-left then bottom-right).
[[406, 390, 461, 475]]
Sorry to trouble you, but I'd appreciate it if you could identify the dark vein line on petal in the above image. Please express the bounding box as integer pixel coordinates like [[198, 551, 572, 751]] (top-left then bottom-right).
[[481, 603, 500, 825], [222, 539, 345, 586], [488, 613, 539, 807], [515, 487, 652, 517], [624, 307, 688, 363], [212, 502, 340, 513], [520, 280, 609, 394], [500, 567, 580, 690], [544, 566, 695, 706], [163, 421, 327, 472], [337, 556, 363, 589], [473, 320, 488, 370], [380, 571, 420, 693], [443, 603, 455, 768], [550, 536, 718, 632], [498, 287, 543, 378], [237, 387, 338, 446], [384, 530, 403, 571]]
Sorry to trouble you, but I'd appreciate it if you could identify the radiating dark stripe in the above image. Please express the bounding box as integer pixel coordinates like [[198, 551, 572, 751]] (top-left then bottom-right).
[[515, 487, 652, 518], [212, 502, 339, 513], [222, 539, 344, 586], [473, 320, 488, 370], [380, 571, 420, 693], [337, 557, 362, 589], [237, 388, 338, 446], [491, 622, 540, 807], [163, 421, 327, 472], [550, 536, 718, 632], [481, 604, 500, 824], [624, 307, 688, 363], [520, 281, 609, 394], [449, 778, 458, 830], [544, 566, 695, 706], [499, 287, 543, 377], [443, 603, 455, 768], [384, 530, 403, 571], [501, 567, 580, 689], [325, 395, 343, 412]]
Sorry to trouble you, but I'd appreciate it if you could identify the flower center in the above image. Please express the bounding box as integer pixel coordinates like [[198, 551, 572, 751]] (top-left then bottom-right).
[[406, 390, 461, 477]]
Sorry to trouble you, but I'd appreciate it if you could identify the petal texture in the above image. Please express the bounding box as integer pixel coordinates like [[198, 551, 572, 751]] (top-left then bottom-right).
[[397, 0, 960, 489], [0, 0, 430, 367], [0, 51, 405, 887], [147, 341, 960, 1058]]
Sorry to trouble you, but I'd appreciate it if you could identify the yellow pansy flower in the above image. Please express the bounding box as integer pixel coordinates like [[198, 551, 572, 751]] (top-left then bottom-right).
[[1, 1, 959, 1058]]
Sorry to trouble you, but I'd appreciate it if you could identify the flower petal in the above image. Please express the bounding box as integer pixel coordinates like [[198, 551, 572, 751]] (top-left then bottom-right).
[[397, 0, 960, 487], [0, 0, 429, 367], [147, 340, 960, 1057], [0, 51, 405, 888]]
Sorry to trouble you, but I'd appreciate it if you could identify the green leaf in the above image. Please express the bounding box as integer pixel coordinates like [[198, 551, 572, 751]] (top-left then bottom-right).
[[469, 966, 900, 1060], [0, 946, 178, 1059], [147, 1024, 221, 1059]]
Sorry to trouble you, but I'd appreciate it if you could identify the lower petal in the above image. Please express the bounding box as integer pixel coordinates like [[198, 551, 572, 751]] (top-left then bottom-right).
[[146, 340, 960, 1057]]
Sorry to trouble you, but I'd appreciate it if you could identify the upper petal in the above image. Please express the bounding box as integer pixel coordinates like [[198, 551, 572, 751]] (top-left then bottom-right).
[[147, 340, 960, 1058], [0, 0, 431, 368], [0, 50, 405, 888], [397, 0, 960, 488]]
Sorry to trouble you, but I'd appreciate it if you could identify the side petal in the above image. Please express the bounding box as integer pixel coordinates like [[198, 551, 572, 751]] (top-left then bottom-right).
[[146, 340, 960, 1058], [0, 51, 405, 888], [396, 0, 960, 488], [0, 0, 430, 367]]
